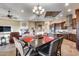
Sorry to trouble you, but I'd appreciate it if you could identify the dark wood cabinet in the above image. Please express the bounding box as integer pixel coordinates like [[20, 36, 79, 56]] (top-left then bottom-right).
[[68, 34, 76, 42], [72, 18, 76, 29], [64, 34, 76, 42], [57, 34, 76, 42]]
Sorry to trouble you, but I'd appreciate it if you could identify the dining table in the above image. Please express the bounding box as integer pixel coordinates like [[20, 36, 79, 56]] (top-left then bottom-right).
[[19, 33, 64, 56], [18, 33, 56, 56], [20, 33, 54, 48]]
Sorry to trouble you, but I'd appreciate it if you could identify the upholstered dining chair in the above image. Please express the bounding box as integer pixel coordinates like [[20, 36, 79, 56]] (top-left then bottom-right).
[[37, 37, 64, 56], [9, 32, 20, 44], [56, 37, 64, 56], [13, 37, 33, 56]]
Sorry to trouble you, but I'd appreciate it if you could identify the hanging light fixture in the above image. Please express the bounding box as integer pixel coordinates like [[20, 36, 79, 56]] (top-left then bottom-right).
[[32, 4, 45, 16]]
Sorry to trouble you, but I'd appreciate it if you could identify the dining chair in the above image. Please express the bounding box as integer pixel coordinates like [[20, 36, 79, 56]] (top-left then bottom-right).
[[37, 37, 64, 56], [56, 37, 64, 56], [9, 32, 19, 44], [13, 37, 33, 56]]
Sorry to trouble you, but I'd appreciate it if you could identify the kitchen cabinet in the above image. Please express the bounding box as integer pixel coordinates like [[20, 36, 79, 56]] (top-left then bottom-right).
[[67, 34, 76, 42], [56, 29, 76, 42], [57, 34, 76, 42], [72, 18, 76, 29]]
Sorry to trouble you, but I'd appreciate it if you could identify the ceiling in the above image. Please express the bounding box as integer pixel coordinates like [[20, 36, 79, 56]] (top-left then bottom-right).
[[0, 3, 79, 21]]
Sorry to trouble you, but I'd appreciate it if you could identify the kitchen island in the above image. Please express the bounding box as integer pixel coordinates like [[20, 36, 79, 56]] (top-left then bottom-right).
[[51, 29, 76, 42]]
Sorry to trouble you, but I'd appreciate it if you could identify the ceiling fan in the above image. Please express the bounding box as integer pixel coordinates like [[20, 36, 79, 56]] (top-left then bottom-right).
[[7, 10, 13, 18], [0, 10, 18, 19]]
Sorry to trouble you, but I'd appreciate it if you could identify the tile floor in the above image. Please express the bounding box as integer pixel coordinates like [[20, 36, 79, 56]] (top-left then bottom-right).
[[61, 39, 79, 56], [0, 39, 79, 56]]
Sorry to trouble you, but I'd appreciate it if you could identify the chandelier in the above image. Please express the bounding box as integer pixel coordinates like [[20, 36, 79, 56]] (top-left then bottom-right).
[[32, 5, 45, 16]]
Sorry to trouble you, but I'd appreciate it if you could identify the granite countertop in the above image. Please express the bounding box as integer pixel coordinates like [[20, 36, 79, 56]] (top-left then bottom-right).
[[52, 29, 76, 34]]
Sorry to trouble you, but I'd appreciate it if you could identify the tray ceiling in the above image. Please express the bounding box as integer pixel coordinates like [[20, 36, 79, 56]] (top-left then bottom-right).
[[0, 3, 79, 21]]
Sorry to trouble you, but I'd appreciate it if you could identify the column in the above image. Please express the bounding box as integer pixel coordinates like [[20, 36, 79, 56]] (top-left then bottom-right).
[[75, 9, 79, 50]]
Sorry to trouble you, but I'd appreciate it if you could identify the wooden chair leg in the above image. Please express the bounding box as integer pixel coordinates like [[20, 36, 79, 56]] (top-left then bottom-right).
[[16, 49, 18, 56], [16, 49, 20, 56], [57, 48, 61, 56], [59, 49, 61, 56], [59, 48, 61, 56]]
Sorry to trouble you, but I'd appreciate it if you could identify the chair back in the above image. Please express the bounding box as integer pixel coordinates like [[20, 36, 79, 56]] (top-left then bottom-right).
[[36, 41, 52, 55], [49, 37, 63, 56], [9, 32, 19, 44], [13, 37, 24, 56]]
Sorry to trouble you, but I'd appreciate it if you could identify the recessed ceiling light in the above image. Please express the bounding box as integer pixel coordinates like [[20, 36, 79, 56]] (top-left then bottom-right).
[[55, 17, 59, 19], [67, 9, 71, 12], [21, 10, 24, 13], [60, 14, 63, 17], [65, 3, 69, 6]]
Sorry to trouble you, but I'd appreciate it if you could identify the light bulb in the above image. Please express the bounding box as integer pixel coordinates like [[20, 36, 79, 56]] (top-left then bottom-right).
[[42, 9, 45, 12], [39, 6, 42, 10], [34, 6, 37, 10], [33, 9, 35, 12]]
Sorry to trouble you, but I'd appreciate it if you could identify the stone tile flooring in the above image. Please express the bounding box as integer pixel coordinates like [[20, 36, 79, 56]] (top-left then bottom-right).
[[0, 44, 16, 56], [61, 39, 79, 56], [0, 39, 79, 56]]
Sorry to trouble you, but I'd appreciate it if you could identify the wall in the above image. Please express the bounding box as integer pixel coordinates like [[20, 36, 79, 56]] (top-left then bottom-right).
[[20, 21, 28, 29], [0, 19, 20, 44], [28, 21, 35, 30], [19, 18, 67, 33], [44, 21, 50, 32], [27, 21, 50, 33], [0, 19, 20, 32]]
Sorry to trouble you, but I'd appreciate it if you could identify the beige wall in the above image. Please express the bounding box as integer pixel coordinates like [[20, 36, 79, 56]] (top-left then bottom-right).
[[0, 19, 66, 33], [27, 21, 50, 32], [28, 21, 35, 30], [0, 19, 20, 32]]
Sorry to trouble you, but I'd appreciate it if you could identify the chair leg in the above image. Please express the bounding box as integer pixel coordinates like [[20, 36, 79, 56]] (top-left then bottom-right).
[[16, 49, 21, 56], [59, 48, 61, 56], [60, 49, 61, 56], [57, 48, 61, 56], [16, 49, 18, 56]]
